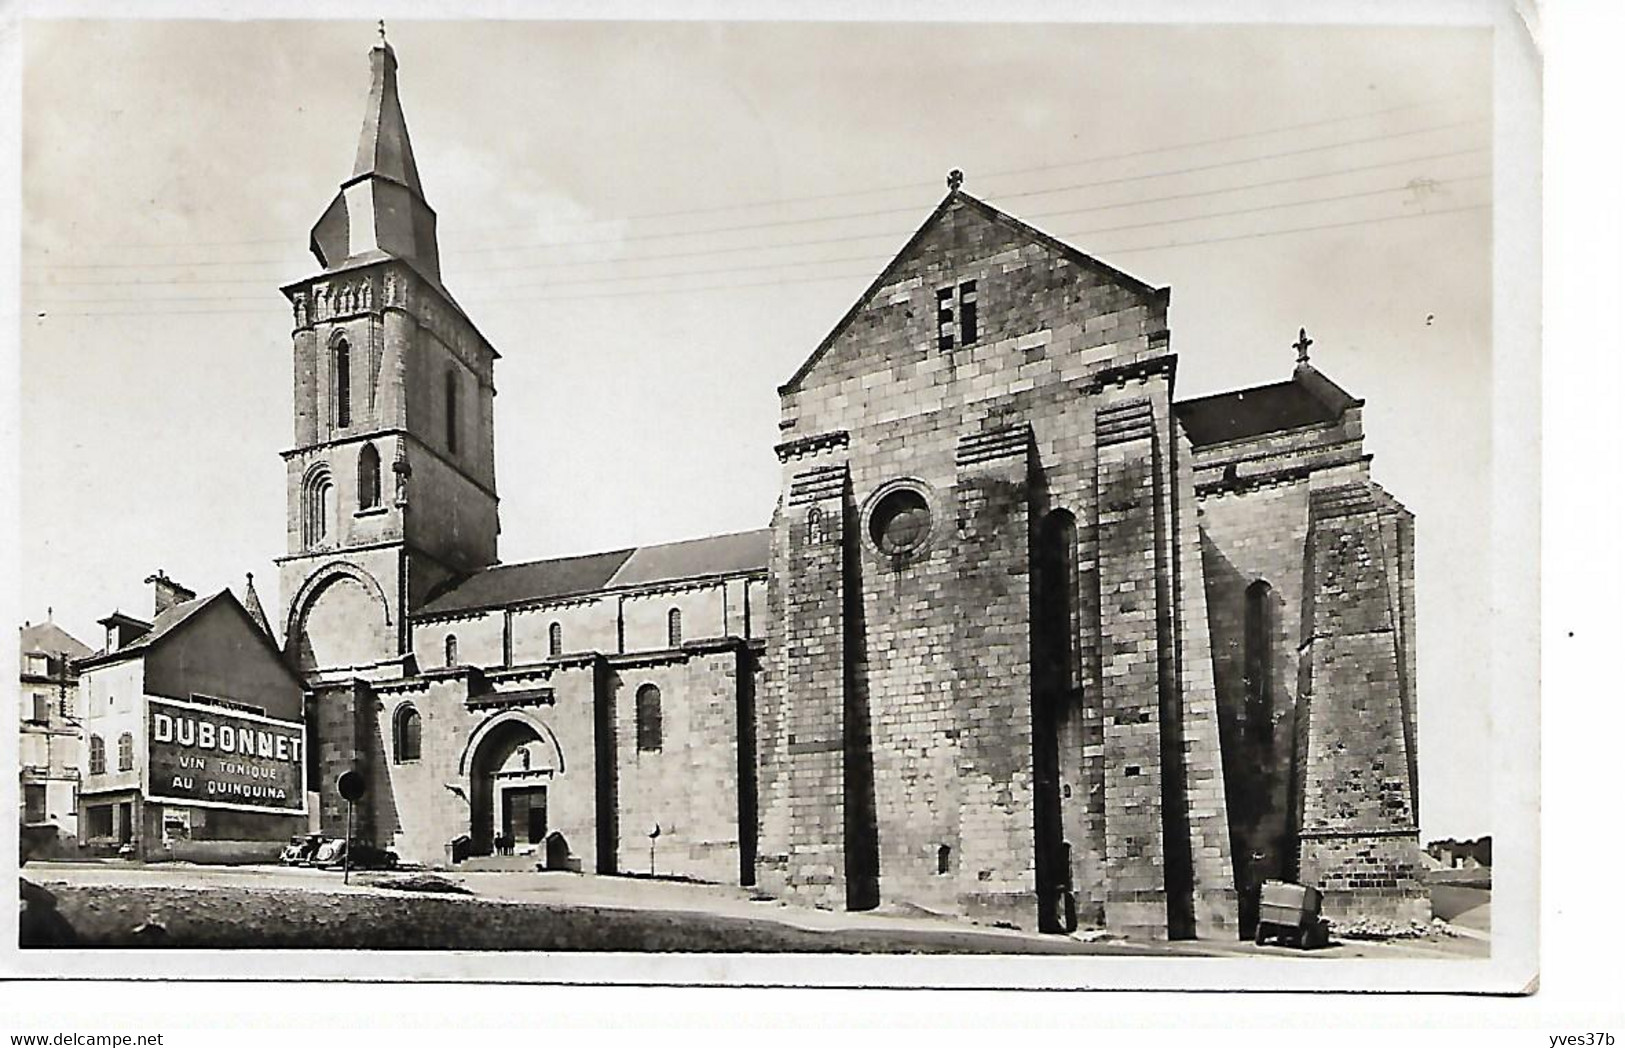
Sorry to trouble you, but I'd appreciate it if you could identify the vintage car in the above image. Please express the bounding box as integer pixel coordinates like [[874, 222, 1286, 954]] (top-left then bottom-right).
[[311, 837, 399, 871], [280, 833, 324, 866]]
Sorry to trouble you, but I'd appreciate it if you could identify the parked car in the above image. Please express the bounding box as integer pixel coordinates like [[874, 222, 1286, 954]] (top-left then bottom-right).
[[311, 837, 398, 871], [280, 833, 324, 866]]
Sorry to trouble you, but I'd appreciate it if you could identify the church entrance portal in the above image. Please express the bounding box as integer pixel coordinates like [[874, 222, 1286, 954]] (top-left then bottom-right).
[[503, 786, 548, 847], [467, 717, 555, 857]]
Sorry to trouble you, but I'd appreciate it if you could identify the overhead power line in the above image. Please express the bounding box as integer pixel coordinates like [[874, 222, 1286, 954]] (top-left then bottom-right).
[[24, 148, 1487, 290], [39, 95, 1484, 251], [25, 176, 1487, 304], [28, 201, 1488, 318], [27, 117, 1487, 272]]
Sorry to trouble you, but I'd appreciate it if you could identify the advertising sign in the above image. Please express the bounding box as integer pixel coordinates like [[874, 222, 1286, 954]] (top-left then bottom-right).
[[146, 696, 307, 814]]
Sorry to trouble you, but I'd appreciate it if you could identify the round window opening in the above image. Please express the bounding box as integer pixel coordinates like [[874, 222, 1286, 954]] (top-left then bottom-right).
[[869, 488, 932, 556]]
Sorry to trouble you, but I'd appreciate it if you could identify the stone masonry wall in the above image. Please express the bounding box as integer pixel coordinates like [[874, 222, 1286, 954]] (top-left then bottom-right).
[[1294, 484, 1427, 923], [1094, 398, 1173, 938], [949, 426, 1036, 927], [769, 456, 850, 908], [1168, 430, 1237, 938], [1196, 477, 1312, 914], [610, 647, 746, 885], [767, 193, 1236, 935]]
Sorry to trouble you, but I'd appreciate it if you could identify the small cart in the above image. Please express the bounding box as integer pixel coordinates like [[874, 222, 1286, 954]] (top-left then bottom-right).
[[1254, 879, 1331, 949]]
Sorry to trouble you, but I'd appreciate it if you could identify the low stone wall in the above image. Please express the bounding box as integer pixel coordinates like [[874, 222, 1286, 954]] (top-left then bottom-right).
[[155, 840, 287, 866]]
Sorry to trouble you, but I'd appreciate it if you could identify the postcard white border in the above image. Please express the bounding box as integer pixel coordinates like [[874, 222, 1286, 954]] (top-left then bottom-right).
[[0, 0, 1544, 999]]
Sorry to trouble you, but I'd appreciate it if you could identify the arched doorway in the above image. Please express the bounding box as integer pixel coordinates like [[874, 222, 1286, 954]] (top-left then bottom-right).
[[464, 714, 561, 857]]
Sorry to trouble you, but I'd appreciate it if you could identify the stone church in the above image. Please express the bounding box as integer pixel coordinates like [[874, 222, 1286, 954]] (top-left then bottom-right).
[[278, 37, 1426, 939]]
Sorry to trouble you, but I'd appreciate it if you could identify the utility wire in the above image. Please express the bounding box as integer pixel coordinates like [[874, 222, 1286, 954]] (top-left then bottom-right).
[[27, 201, 1488, 318], [28, 176, 1488, 303], [22, 146, 1487, 290], [43, 95, 1484, 250], [27, 118, 1486, 272], [25, 146, 1487, 292]]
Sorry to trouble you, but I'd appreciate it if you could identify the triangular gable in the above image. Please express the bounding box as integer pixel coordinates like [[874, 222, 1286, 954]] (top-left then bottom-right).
[[779, 189, 1161, 396], [80, 589, 303, 689]]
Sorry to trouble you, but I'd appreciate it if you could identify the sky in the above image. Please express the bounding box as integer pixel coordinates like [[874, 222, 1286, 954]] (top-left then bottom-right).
[[15, 17, 1493, 839]]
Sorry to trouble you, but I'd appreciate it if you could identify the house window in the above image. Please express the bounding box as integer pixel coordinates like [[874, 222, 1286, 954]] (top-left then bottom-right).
[[667, 608, 683, 648], [937, 844, 952, 875], [636, 684, 662, 753], [445, 635, 459, 667], [445, 368, 459, 455], [334, 339, 352, 428], [936, 280, 980, 350], [549, 622, 563, 657], [358, 443, 382, 510], [117, 732, 134, 772], [23, 785, 47, 824], [394, 704, 422, 763], [88, 735, 106, 775], [29, 694, 50, 724], [86, 804, 113, 839]]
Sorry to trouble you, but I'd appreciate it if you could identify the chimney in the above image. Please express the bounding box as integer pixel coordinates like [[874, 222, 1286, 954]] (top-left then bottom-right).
[[145, 570, 196, 617]]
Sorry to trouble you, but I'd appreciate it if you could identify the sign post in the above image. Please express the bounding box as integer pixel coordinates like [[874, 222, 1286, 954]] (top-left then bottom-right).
[[337, 770, 366, 886], [648, 822, 660, 877]]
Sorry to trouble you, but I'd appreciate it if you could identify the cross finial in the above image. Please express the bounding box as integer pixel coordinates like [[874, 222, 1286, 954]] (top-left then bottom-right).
[[1293, 327, 1314, 366], [947, 169, 964, 191]]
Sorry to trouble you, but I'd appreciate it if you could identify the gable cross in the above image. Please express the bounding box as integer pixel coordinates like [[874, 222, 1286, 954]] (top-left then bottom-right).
[[1293, 327, 1313, 366]]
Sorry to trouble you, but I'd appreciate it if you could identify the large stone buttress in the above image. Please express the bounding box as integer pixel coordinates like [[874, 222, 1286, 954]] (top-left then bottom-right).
[[1291, 484, 1427, 922]]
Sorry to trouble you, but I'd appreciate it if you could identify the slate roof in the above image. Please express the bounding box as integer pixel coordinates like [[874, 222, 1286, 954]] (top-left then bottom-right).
[[1174, 365, 1360, 447], [417, 529, 771, 617], [607, 530, 771, 589], [18, 621, 93, 661], [418, 549, 635, 616], [82, 594, 215, 664]]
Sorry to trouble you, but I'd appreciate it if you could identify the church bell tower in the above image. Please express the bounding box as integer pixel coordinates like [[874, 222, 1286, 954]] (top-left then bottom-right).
[[277, 31, 500, 683]]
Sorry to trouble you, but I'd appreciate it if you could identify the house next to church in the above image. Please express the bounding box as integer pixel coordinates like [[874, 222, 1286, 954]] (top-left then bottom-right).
[[273, 36, 1427, 939]]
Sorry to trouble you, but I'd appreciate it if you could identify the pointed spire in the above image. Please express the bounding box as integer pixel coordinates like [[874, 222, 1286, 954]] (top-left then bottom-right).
[[352, 29, 423, 194], [308, 32, 441, 282], [243, 572, 273, 640]]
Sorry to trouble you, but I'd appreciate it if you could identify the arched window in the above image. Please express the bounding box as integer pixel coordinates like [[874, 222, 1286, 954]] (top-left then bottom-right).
[[444, 368, 459, 455], [88, 734, 105, 775], [303, 466, 335, 548], [394, 704, 422, 763], [937, 844, 952, 875], [549, 622, 563, 657], [667, 607, 683, 648], [806, 506, 825, 545], [357, 443, 381, 510], [117, 732, 134, 772], [333, 339, 352, 429], [444, 634, 459, 667], [1244, 580, 1275, 744], [636, 684, 663, 753]]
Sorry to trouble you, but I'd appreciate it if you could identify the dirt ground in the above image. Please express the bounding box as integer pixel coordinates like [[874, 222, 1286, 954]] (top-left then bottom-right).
[[19, 860, 1490, 958]]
